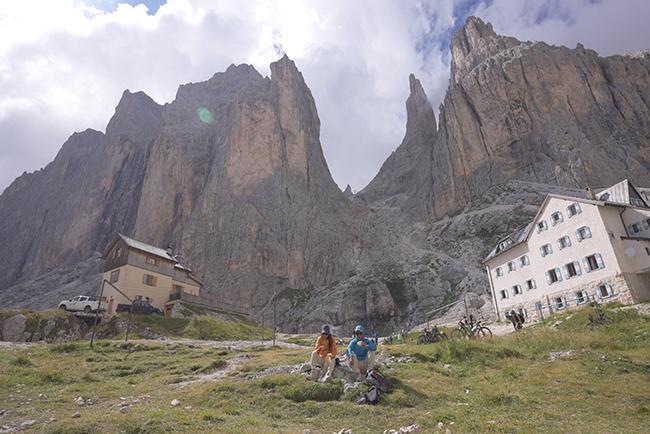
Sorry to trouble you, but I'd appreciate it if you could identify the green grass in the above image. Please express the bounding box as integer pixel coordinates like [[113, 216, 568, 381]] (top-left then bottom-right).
[[184, 316, 271, 341], [94, 312, 271, 341], [0, 305, 648, 433]]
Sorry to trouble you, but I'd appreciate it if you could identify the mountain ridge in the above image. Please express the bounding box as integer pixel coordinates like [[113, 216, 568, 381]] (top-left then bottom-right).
[[1, 17, 649, 333]]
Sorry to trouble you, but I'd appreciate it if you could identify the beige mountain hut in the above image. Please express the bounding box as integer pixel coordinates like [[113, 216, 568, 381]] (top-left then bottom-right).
[[102, 234, 203, 316], [484, 180, 650, 322]]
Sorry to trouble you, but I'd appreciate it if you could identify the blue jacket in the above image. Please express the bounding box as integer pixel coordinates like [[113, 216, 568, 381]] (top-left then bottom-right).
[[347, 337, 377, 361]]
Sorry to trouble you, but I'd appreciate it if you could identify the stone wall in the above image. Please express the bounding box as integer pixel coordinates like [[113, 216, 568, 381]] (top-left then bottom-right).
[[501, 273, 635, 322]]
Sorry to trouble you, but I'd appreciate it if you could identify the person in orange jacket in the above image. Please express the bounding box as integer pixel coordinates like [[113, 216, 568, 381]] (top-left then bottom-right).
[[308, 324, 337, 382]]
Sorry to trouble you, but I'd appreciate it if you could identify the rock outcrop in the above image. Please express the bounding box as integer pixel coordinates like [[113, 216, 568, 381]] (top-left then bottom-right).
[[1, 17, 649, 333], [363, 16, 650, 218]]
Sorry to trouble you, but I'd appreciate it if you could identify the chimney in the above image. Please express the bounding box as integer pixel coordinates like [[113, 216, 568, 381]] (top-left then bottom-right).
[[585, 186, 596, 200], [166, 244, 174, 256]]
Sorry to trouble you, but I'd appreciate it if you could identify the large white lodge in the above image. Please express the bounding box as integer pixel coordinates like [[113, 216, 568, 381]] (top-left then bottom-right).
[[484, 180, 650, 321]]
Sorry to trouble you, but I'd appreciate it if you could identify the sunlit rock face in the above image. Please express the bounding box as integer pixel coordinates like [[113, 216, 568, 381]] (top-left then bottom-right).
[[1, 18, 649, 333], [363, 16, 650, 219]]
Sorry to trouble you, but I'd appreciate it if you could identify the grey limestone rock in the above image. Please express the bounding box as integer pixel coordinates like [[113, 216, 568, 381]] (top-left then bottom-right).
[[1, 18, 648, 333]]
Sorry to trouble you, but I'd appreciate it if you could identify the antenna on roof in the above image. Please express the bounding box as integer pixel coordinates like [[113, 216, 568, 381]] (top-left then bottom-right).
[[585, 186, 596, 200]]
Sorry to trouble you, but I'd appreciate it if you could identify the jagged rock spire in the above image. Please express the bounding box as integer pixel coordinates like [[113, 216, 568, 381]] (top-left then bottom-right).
[[450, 16, 519, 83]]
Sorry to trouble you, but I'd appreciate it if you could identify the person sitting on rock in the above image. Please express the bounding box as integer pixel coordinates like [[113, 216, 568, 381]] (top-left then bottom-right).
[[347, 324, 377, 381], [308, 324, 337, 382]]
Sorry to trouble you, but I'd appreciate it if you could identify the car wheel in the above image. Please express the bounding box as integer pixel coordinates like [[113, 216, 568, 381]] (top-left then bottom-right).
[[59, 305, 66, 310], [84, 305, 92, 313]]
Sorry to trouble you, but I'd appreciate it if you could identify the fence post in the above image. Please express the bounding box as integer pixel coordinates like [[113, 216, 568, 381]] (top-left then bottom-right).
[[272, 293, 277, 347], [89, 280, 106, 348], [463, 295, 469, 320]]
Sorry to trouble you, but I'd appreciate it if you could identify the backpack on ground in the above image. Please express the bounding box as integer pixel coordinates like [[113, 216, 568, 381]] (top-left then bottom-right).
[[358, 385, 380, 405], [365, 369, 392, 393]]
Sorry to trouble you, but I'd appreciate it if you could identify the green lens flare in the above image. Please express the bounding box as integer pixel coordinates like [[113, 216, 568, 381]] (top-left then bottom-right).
[[197, 107, 214, 124]]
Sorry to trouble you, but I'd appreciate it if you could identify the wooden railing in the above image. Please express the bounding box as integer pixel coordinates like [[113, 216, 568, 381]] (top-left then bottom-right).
[[168, 288, 250, 316]]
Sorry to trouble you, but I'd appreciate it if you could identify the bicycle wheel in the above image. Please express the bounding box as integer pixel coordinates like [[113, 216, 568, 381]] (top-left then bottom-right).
[[451, 329, 466, 340], [477, 326, 493, 338]]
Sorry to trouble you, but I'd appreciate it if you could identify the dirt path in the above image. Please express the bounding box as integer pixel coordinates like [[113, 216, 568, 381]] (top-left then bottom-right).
[[173, 354, 253, 389], [128, 338, 310, 350]]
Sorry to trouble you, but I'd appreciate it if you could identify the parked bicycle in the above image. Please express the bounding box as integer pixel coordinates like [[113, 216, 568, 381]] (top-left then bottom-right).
[[452, 315, 492, 339], [416, 325, 448, 344]]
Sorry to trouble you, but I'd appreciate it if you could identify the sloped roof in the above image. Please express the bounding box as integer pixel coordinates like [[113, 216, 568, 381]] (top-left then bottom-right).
[[596, 179, 649, 208], [484, 223, 532, 262], [116, 233, 176, 262]]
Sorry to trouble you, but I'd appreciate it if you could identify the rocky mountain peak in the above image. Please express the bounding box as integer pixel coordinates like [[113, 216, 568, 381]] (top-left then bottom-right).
[[105, 89, 162, 143], [406, 74, 436, 134], [450, 16, 520, 83], [270, 54, 304, 85], [343, 184, 354, 198]]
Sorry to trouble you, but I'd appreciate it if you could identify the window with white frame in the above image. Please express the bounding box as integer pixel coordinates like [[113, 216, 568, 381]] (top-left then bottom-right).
[[526, 279, 536, 290], [628, 222, 641, 234], [554, 296, 566, 309], [597, 283, 613, 298], [546, 267, 562, 284], [583, 254, 605, 272], [498, 239, 513, 252], [520, 255, 530, 267], [576, 226, 592, 241], [495, 267, 503, 277], [557, 235, 572, 250], [507, 261, 516, 272], [575, 290, 588, 304], [563, 261, 581, 278], [513, 284, 523, 295], [499, 289, 509, 300], [540, 243, 553, 257], [537, 220, 548, 233], [551, 211, 564, 226], [567, 203, 581, 217]]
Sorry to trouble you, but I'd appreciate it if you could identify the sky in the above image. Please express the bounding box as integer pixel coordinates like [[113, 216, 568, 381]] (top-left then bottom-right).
[[1, 0, 649, 194]]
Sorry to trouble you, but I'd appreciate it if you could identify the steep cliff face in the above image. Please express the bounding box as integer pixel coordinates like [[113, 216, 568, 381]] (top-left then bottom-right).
[[358, 74, 437, 217], [1, 17, 649, 333], [0, 90, 161, 291], [0, 55, 363, 316], [364, 16, 650, 218], [134, 55, 360, 307]]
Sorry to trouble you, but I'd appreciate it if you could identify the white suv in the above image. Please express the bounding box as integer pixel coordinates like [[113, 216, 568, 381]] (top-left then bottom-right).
[[58, 296, 104, 313]]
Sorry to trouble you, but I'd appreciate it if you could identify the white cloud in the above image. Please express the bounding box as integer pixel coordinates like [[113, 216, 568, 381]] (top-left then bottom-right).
[[0, 0, 648, 194]]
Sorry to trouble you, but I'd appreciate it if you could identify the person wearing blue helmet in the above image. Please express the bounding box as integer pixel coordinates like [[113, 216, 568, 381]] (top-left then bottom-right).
[[347, 324, 377, 381]]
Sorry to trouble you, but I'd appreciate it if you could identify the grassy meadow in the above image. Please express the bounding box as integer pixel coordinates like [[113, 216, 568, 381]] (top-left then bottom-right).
[[0, 304, 648, 433]]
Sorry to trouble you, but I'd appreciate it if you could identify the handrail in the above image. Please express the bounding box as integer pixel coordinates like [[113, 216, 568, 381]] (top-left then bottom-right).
[[90, 280, 134, 347]]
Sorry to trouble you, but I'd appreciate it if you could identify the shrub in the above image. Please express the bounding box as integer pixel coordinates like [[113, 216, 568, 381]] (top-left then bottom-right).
[[10, 356, 33, 367], [199, 359, 227, 373], [40, 371, 66, 384], [280, 380, 343, 402], [184, 316, 268, 341], [49, 343, 82, 354]]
